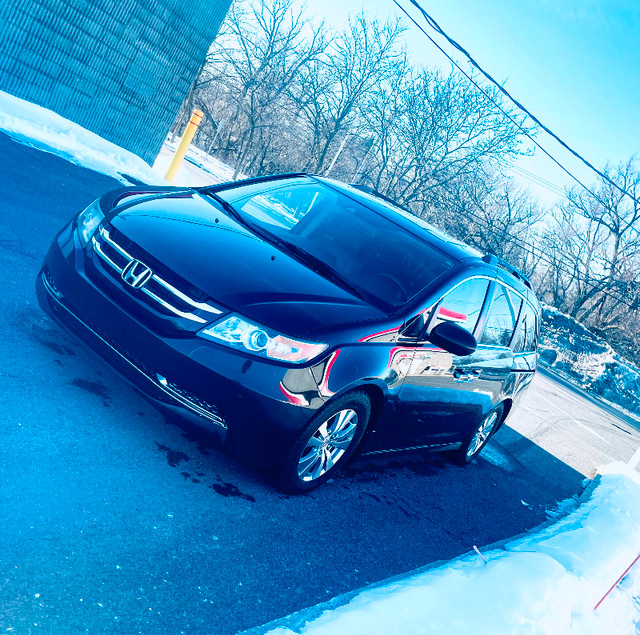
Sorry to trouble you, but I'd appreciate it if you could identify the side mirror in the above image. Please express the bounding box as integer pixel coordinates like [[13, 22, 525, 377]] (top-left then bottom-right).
[[428, 322, 477, 357]]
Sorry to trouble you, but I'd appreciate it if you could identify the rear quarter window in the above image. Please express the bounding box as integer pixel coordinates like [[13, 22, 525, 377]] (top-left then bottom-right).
[[512, 301, 539, 352]]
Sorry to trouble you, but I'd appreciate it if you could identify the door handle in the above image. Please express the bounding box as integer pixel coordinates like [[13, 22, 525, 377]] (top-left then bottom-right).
[[453, 368, 481, 382]]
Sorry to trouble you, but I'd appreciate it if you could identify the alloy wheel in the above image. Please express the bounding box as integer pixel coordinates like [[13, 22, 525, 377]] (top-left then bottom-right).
[[297, 409, 359, 482], [466, 411, 499, 460]]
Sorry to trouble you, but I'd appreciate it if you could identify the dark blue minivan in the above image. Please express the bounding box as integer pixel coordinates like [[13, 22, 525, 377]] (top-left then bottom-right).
[[37, 174, 540, 492]]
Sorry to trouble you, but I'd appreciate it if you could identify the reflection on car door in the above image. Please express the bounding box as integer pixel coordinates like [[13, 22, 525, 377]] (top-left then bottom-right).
[[369, 278, 526, 453], [368, 277, 493, 452]]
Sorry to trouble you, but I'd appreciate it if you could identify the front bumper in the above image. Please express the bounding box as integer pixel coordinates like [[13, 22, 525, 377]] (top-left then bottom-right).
[[36, 225, 322, 469]]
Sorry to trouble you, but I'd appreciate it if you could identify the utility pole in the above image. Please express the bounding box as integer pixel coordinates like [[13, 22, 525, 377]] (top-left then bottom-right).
[[324, 135, 351, 176], [351, 137, 376, 184]]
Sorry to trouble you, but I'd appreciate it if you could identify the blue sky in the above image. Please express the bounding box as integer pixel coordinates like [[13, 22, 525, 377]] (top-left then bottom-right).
[[307, 0, 640, 204]]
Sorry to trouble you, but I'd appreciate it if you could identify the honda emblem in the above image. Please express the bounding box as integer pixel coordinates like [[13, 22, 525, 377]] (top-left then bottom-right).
[[121, 260, 153, 288]]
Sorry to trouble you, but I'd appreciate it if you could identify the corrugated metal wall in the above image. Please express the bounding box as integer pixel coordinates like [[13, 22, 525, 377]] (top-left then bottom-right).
[[0, 0, 231, 163]]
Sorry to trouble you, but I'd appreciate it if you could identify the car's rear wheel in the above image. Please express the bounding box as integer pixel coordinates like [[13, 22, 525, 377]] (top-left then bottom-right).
[[452, 404, 504, 465], [277, 391, 371, 493]]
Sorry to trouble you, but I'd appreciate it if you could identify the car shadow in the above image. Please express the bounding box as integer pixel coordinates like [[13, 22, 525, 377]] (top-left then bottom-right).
[[156, 411, 587, 634]]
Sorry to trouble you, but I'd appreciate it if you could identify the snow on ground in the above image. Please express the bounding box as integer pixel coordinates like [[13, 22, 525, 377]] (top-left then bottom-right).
[[266, 463, 640, 635], [152, 137, 245, 187], [0, 90, 162, 185], [0, 90, 238, 187], [540, 305, 640, 420]]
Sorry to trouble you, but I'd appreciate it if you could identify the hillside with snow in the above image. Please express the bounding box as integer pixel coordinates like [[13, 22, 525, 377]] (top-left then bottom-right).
[[540, 305, 640, 419]]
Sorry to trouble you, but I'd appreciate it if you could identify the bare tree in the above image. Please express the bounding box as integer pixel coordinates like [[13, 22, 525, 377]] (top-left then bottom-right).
[[432, 173, 543, 274], [562, 161, 640, 324], [530, 161, 640, 362], [194, 0, 326, 177], [291, 14, 405, 174], [357, 68, 530, 212]]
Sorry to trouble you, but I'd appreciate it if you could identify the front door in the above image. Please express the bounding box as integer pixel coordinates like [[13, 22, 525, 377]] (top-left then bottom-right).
[[369, 277, 495, 452]]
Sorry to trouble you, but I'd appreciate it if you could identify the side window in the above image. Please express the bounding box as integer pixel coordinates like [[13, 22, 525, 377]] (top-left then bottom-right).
[[431, 278, 490, 334], [481, 284, 519, 346], [512, 302, 539, 352]]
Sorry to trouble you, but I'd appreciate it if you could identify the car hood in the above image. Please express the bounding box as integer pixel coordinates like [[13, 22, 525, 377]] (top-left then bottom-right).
[[109, 191, 386, 336]]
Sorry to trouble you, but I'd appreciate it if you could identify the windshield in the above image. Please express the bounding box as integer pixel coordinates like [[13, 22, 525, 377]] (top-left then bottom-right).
[[216, 180, 456, 310]]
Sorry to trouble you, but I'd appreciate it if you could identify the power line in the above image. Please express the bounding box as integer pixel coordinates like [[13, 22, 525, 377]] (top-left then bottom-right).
[[391, 2, 604, 209], [388, 0, 637, 309], [404, 0, 640, 208], [392, 0, 637, 214], [506, 163, 565, 194], [506, 163, 566, 197]]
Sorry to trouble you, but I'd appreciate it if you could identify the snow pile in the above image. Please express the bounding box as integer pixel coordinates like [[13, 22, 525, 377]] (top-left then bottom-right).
[[540, 305, 640, 418], [175, 140, 244, 183], [266, 464, 640, 635], [0, 89, 161, 184]]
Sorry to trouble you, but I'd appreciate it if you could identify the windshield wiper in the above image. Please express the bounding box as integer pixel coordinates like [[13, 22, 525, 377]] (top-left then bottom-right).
[[201, 191, 370, 303], [203, 191, 248, 226], [273, 240, 370, 303]]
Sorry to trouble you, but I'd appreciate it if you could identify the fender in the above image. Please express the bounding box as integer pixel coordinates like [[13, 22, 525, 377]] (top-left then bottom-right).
[[308, 342, 411, 406]]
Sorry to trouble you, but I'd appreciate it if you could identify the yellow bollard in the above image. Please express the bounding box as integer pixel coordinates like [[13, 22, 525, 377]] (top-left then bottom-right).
[[164, 109, 204, 182]]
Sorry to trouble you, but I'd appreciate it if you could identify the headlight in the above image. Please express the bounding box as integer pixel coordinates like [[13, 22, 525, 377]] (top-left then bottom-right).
[[76, 199, 104, 247], [198, 315, 328, 364]]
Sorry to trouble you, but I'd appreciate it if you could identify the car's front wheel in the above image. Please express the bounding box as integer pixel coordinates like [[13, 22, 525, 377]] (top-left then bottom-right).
[[452, 404, 504, 465], [277, 391, 371, 493]]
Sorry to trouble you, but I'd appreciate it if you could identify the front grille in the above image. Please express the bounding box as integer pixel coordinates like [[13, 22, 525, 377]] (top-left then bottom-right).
[[156, 374, 227, 429], [91, 226, 223, 324]]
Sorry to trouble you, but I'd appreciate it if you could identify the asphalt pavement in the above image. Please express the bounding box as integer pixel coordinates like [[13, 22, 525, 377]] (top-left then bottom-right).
[[1, 131, 639, 634]]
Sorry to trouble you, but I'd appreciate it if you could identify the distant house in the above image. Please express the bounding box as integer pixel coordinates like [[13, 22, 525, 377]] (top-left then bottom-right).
[[0, 0, 231, 163]]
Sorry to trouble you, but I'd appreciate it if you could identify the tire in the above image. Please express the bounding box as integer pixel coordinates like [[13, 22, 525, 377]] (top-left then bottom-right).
[[452, 404, 504, 466], [276, 391, 371, 493]]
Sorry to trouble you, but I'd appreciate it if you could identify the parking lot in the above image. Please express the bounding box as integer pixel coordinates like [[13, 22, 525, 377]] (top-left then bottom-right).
[[2, 132, 639, 634]]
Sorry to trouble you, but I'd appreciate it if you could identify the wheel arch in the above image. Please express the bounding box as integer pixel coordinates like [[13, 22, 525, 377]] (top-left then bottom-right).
[[498, 397, 513, 429], [323, 379, 387, 425], [322, 381, 387, 459]]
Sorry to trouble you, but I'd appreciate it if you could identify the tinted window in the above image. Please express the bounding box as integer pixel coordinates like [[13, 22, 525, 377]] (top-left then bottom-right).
[[431, 278, 490, 334], [512, 302, 538, 352], [215, 182, 456, 310], [481, 285, 519, 346]]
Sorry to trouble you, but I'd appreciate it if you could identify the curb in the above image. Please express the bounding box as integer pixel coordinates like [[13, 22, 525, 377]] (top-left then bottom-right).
[[239, 474, 601, 635]]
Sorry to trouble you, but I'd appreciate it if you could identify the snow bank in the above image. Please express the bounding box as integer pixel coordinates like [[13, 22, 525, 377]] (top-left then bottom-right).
[[0, 90, 161, 184], [540, 305, 640, 418], [152, 137, 243, 187], [266, 464, 640, 635]]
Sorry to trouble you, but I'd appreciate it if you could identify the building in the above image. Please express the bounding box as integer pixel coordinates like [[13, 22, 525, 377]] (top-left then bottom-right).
[[0, 0, 231, 163]]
